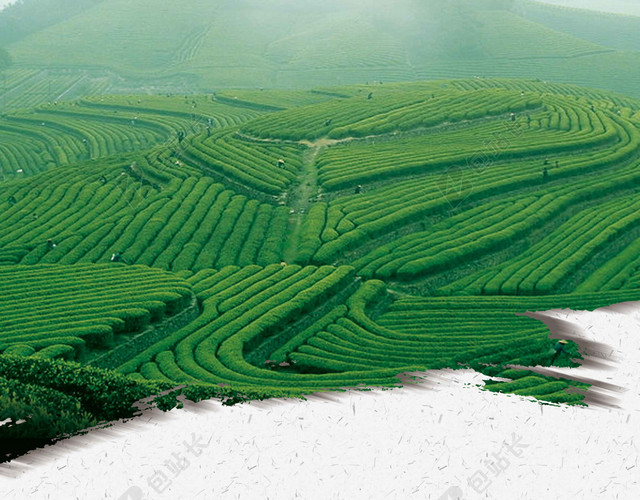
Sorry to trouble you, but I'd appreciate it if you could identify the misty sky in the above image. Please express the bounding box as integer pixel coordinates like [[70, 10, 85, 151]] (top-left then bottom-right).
[[0, 0, 638, 17], [536, 0, 640, 16]]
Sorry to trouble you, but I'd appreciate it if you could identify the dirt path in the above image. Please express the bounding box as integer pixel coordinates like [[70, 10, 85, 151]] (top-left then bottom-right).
[[235, 110, 532, 150], [282, 145, 322, 263]]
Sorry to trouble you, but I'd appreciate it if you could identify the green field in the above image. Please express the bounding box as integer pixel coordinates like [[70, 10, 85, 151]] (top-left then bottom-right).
[[2, 77, 640, 458]]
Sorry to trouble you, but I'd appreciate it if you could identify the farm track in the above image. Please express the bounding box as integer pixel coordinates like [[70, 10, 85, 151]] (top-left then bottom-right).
[[283, 145, 321, 263], [235, 109, 537, 154]]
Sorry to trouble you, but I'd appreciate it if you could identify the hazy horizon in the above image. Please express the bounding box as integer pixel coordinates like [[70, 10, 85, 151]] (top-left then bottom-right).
[[1, 0, 640, 17], [532, 0, 640, 16]]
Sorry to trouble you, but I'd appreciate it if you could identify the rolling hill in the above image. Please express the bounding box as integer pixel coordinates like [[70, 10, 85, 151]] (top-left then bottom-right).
[[0, 0, 640, 110]]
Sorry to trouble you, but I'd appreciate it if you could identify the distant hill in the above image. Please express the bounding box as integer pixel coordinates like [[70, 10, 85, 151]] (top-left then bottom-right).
[[0, 0, 639, 100], [517, 0, 640, 51], [531, 0, 640, 17], [0, 0, 106, 46]]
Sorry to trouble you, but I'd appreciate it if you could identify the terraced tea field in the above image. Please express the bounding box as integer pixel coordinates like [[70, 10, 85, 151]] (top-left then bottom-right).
[[2, 78, 640, 456]]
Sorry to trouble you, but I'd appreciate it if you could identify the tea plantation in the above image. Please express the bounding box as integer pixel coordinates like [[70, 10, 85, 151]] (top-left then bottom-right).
[[2, 78, 640, 458]]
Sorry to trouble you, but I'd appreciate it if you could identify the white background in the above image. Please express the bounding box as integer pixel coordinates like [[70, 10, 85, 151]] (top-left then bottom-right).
[[1, 304, 639, 499]]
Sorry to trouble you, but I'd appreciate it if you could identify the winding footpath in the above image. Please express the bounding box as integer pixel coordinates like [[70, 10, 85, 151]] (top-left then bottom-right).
[[282, 145, 322, 264]]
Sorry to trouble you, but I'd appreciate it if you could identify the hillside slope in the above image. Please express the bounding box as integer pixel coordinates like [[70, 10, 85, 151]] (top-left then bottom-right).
[[1, 0, 639, 99]]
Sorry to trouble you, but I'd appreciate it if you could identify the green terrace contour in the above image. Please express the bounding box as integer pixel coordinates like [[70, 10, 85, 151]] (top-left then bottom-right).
[[2, 79, 640, 453]]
